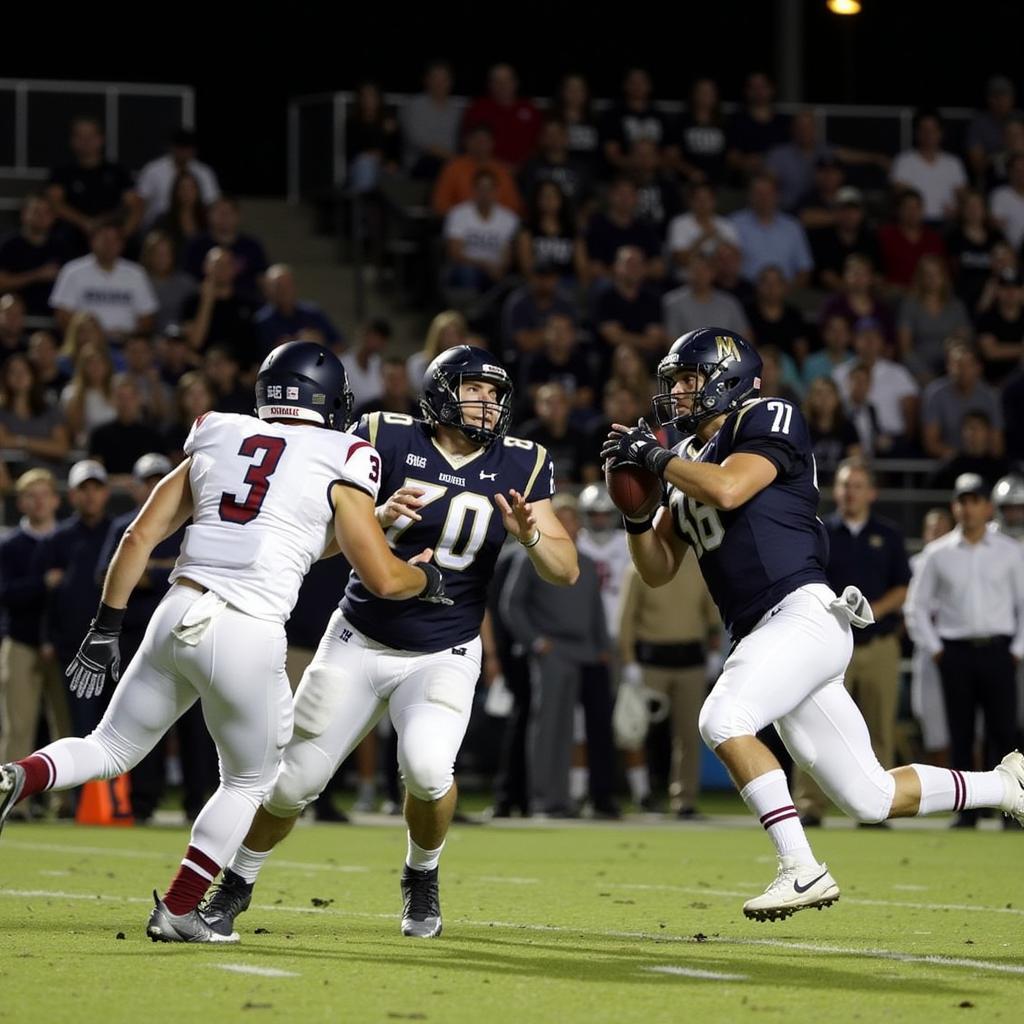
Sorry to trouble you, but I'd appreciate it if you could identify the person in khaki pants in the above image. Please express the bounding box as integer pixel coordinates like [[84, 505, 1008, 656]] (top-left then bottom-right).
[[0, 469, 71, 816], [617, 553, 719, 817], [795, 459, 911, 826]]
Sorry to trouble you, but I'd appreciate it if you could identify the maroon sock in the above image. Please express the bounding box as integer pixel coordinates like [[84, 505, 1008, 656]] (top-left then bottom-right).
[[162, 845, 221, 915], [14, 754, 56, 802]]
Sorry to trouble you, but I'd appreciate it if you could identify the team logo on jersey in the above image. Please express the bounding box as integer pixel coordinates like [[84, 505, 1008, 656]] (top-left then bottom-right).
[[715, 335, 741, 363], [480, 470, 497, 481], [407, 454, 427, 468]]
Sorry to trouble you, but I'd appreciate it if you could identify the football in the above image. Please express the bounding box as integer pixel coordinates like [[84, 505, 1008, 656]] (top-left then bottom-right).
[[605, 461, 662, 520]]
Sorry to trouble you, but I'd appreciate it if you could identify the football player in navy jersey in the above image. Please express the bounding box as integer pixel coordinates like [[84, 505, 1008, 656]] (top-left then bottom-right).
[[603, 327, 1024, 922], [205, 346, 578, 940]]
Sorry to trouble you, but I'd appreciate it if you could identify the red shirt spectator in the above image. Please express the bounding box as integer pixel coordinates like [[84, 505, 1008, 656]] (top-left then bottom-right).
[[878, 189, 946, 289], [462, 64, 542, 169]]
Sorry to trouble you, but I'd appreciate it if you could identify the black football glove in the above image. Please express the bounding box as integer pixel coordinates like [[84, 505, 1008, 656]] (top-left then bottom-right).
[[416, 561, 453, 606], [601, 419, 675, 479], [66, 602, 126, 699]]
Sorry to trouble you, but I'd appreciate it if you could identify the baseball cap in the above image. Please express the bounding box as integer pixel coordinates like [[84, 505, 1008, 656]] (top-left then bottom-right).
[[836, 186, 863, 207], [953, 472, 988, 499], [132, 453, 172, 482], [68, 460, 108, 489]]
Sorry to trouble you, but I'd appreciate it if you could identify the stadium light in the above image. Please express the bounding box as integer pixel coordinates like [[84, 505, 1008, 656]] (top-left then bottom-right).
[[827, 0, 861, 13]]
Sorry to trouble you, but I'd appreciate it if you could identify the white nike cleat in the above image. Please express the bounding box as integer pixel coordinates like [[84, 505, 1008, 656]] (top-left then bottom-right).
[[995, 750, 1024, 828], [742, 855, 840, 922]]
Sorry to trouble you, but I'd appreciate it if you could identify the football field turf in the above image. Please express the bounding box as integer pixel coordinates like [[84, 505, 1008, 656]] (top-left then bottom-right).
[[1, 816, 1020, 1023]]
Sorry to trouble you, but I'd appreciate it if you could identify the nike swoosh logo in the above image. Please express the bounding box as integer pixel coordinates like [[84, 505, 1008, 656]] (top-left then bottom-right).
[[793, 870, 829, 894]]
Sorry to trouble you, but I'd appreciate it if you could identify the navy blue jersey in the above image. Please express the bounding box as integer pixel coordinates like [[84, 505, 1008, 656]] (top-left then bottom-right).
[[666, 397, 828, 640], [341, 412, 555, 652]]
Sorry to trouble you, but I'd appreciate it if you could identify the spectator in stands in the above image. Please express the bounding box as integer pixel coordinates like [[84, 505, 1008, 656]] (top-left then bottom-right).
[[729, 174, 813, 286], [137, 129, 220, 230], [1003, 367, 1024, 459], [662, 250, 749, 341], [600, 67, 667, 175], [165, 370, 215, 459], [402, 60, 460, 181], [845, 362, 887, 457], [180, 246, 259, 362], [184, 197, 269, 305], [897, 254, 972, 381], [87, 374, 167, 482], [46, 117, 141, 254], [584, 380, 644, 475], [340, 318, 390, 408], [27, 331, 69, 405], [0, 353, 69, 470], [795, 154, 845, 230], [0, 193, 67, 318], [432, 124, 523, 216], [975, 266, 1024, 384], [974, 239, 1018, 316], [756, 344, 802, 404], [796, 459, 911, 827], [204, 344, 250, 415], [671, 78, 727, 186], [666, 182, 740, 281], [834, 317, 920, 453], [726, 72, 789, 180], [154, 326, 196, 388], [585, 178, 664, 285], [50, 221, 157, 343], [519, 119, 591, 208], [803, 376, 861, 483], [905, 472, 1024, 829], [462, 63, 541, 169], [891, 110, 967, 225], [352, 355, 419, 419], [819, 252, 896, 344], [153, 172, 208, 258], [765, 111, 833, 213], [627, 139, 679, 237], [33, 459, 112, 735], [0, 294, 28, 356], [878, 189, 947, 292], [60, 341, 115, 446], [516, 181, 585, 285], [928, 411, 1010, 491], [519, 382, 589, 485], [121, 333, 171, 424], [802, 313, 854, 388], [553, 73, 600, 170], [253, 263, 341, 356], [141, 230, 197, 335], [966, 75, 1021, 185], [946, 189, 1005, 315], [595, 246, 669, 371], [808, 186, 881, 292], [501, 262, 577, 363], [987, 116, 1024, 191], [921, 342, 1004, 460], [345, 81, 402, 193], [442, 170, 520, 293], [607, 344, 654, 408], [989, 152, 1024, 251], [712, 241, 755, 307], [524, 313, 594, 414], [407, 309, 467, 395], [0, 470, 71, 798], [745, 264, 811, 366], [58, 310, 105, 374]]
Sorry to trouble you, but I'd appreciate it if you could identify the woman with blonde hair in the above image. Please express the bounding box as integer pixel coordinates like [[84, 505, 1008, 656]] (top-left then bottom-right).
[[59, 342, 115, 446], [897, 253, 971, 381], [609, 343, 654, 405], [406, 310, 468, 395], [60, 312, 108, 373], [164, 370, 216, 460]]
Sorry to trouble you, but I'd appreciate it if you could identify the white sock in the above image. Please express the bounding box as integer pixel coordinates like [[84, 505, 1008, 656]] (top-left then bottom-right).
[[406, 834, 444, 873], [739, 769, 816, 867], [34, 737, 108, 789], [569, 767, 588, 802], [627, 765, 650, 802], [911, 764, 1009, 816], [228, 844, 271, 884]]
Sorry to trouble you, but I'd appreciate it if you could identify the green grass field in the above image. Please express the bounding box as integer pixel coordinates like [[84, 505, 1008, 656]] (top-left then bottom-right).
[[1, 815, 1021, 1024]]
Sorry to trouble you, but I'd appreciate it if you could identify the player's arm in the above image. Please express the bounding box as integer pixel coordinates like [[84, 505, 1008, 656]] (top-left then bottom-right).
[[496, 491, 579, 586], [626, 504, 690, 588], [330, 483, 444, 602]]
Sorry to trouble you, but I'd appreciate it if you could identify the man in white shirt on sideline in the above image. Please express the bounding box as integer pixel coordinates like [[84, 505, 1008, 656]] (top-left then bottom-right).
[[891, 110, 967, 225], [989, 152, 1024, 251], [136, 130, 221, 230], [50, 220, 157, 341], [443, 170, 519, 293], [905, 473, 1024, 828]]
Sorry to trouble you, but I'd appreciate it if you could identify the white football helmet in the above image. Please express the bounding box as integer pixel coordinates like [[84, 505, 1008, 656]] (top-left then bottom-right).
[[578, 483, 618, 542], [992, 473, 1024, 539]]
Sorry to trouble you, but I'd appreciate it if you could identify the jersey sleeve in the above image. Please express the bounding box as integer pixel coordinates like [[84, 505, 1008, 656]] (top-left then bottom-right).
[[334, 440, 382, 502], [182, 411, 216, 457], [522, 442, 555, 502], [729, 399, 811, 479]]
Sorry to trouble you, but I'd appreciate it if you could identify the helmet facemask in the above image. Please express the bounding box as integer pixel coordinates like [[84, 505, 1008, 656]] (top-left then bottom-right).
[[421, 370, 513, 446], [652, 357, 756, 432]]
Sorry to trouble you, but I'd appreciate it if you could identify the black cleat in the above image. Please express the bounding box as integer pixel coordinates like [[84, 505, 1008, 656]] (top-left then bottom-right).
[[400, 865, 442, 938], [201, 869, 253, 937], [0, 763, 26, 838], [147, 890, 238, 943]]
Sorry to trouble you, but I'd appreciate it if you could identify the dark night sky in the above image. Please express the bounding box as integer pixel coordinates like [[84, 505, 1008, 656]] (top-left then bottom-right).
[[7, 1, 1024, 194]]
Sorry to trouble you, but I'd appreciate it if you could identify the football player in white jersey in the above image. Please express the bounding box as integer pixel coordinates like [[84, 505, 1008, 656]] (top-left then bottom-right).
[[0, 341, 450, 943]]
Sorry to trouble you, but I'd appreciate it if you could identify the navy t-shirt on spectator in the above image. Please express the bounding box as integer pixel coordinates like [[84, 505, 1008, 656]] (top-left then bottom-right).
[[89, 421, 167, 475], [526, 350, 594, 399], [179, 293, 259, 364], [727, 111, 790, 159], [585, 214, 661, 267], [744, 303, 809, 358], [253, 302, 341, 357], [48, 161, 134, 218], [975, 305, 1024, 383], [0, 233, 69, 316], [595, 285, 662, 336], [809, 224, 881, 289], [675, 115, 728, 183], [518, 419, 589, 484], [184, 233, 269, 303], [1001, 371, 1024, 459], [0, 526, 51, 646], [600, 105, 668, 154]]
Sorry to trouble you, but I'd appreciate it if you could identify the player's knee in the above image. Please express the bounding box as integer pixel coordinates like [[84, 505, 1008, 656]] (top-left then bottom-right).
[[262, 759, 326, 817], [90, 724, 141, 778], [829, 769, 895, 824], [399, 750, 454, 803], [698, 693, 761, 750]]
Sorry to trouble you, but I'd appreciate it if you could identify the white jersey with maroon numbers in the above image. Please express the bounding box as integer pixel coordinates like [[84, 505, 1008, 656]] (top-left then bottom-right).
[[169, 412, 381, 622], [576, 528, 630, 641]]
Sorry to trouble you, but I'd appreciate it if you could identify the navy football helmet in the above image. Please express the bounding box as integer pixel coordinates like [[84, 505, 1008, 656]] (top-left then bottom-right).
[[255, 340, 353, 431], [652, 327, 762, 433], [420, 345, 513, 446]]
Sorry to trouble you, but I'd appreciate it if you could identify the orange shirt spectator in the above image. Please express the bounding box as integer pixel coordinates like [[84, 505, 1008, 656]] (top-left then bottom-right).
[[432, 125, 523, 216]]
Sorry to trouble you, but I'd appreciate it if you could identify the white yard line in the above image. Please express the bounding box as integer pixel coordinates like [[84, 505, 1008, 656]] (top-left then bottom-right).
[[209, 964, 299, 978], [644, 966, 748, 981]]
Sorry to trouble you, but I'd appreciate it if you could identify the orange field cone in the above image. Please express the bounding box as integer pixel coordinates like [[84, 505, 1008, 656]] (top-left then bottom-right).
[[75, 775, 134, 827]]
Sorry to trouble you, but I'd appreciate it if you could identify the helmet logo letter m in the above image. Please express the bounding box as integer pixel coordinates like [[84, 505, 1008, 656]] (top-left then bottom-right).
[[715, 335, 740, 363]]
